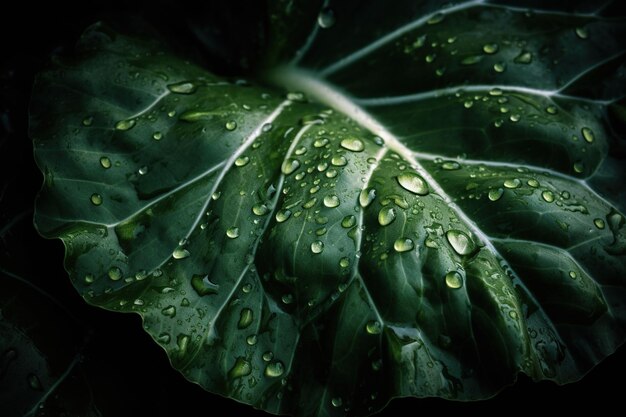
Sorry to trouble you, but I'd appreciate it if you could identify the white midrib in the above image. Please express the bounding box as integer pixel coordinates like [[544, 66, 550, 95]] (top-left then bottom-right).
[[271, 66, 507, 272]]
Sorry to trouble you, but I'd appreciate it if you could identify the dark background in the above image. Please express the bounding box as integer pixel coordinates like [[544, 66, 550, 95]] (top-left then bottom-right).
[[1, 1, 624, 416]]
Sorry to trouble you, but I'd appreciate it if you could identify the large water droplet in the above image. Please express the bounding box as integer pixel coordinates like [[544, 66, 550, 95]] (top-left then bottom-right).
[[575, 27, 589, 39], [366, 320, 382, 334], [108, 266, 122, 281], [393, 237, 414, 252], [397, 173, 429, 195], [226, 227, 240, 239], [323, 194, 340, 208], [317, 7, 335, 28], [359, 188, 377, 207], [331, 155, 347, 166], [172, 246, 190, 259], [281, 158, 300, 175], [225, 120, 237, 131], [252, 203, 269, 216], [582, 127, 595, 143], [276, 209, 292, 223], [90, 193, 103, 206], [445, 230, 476, 256], [514, 51, 533, 64], [331, 397, 343, 408], [115, 119, 135, 131], [503, 178, 521, 189], [445, 271, 463, 289], [311, 240, 324, 254], [100, 156, 111, 169], [494, 62, 506, 73], [482, 43, 499, 54], [235, 156, 249, 167], [378, 207, 397, 226], [228, 357, 252, 379], [341, 215, 356, 228], [265, 361, 284, 377], [167, 81, 196, 94], [340, 138, 364, 152], [488, 188, 504, 201], [161, 305, 176, 317], [542, 190, 555, 203], [152, 131, 163, 141], [238, 308, 253, 329]]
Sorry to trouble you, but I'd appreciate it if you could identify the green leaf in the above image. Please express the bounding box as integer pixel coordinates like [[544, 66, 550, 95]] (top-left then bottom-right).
[[31, 1, 626, 415]]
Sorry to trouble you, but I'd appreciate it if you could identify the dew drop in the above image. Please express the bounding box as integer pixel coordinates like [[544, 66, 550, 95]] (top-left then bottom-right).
[[161, 305, 176, 317], [575, 26, 589, 39], [84, 274, 95, 284], [262, 351, 274, 362], [191, 274, 219, 296], [108, 266, 122, 281], [238, 308, 253, 329], [172, 246, 190, 259], [221, 225, 240, 240], [331, 155, 347, 166], [212, 191, 221, 200], [225, 120, 237, 131], [265, 361, 285, 378], [359, 188, 377, 207], [442, 161, 460, 170], [503, 178, 521, 189], [82, 116, 93, 126], [317, 7, 335, 28], [514, 50, 533, 64], [527, 179, 539, 188], [378, 207, 397, 226], [366, 320, 382, 335], [393, 237, 414, 253], [314, 138, 329, 148], [445, 271, 463, 289], [482, 43, 499, 54], [158, 333, 171, 344], [340, 137, 364, 152], [90, 193, 103, 206], [569, 271, 578, 279], [276, 209, 292, 223], [339, 257, 350, 268], [461, 55, 482, 65], [341, 215, 356, 228], [295, 146, 307, 155], [573, 161, 584, 174], [323, 194, 340, 208], [331, 397, 343, 408], [303, 197, 317, 209], [281, 158, 300, 175], [138, 166, 148, 175], [246, 335, 258, 345], [546, 105, 558, 115], [541, 190, 555, 203], [167, 81, 196, 94], [427, 13, 444, 24], [311, 240, 324, 254], [397, 173, 429, 195], [100, 157, 111, 169], [152, 131, 163, 140], [594, 218, 605, 229], [463, 100, 473, 109], [235, 156, 249, 167], [228, 357, 252, 379], [115, 119, 135, 131], [252, 203, 269, 216], [493, 62, 506, 73], [582, 127, 595, 143], [445, 230, 476, 256], [488, 188, 504, 201]]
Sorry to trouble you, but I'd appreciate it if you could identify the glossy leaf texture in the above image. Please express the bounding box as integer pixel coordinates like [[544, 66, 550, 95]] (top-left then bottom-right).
[[31, 1, 626, 416]]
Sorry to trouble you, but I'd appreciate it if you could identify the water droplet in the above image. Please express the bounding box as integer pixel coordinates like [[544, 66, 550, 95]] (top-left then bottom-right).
[[340, 138, 364, 152], [393, 237, 414, 253], [541, 190, 555, 203], [265, 361, 284, 378], [310, 185, 320, 194], [331, 155, 347, 166], [341, 215, 356, 228], [397, 173, 429, 195], [287, 92, 306, 102], [339, 257, 350, 268], [27, 374, 42, 391], [514, 50, 533, 64], [488, 188, 504, 201], [509, 113, 521, 122], [425, 54, 436, 63], [303, 197, 317, 209], [546, 105, 558, 115], [281, 293, 294, 304], [157, 333, 171, 344], [82, 116, 93, 126], [581, 127, 595, 143], [191, 274, 219, 296], [238, 308, 253, 329], [445, 271, 463, 289], [295, 146, 307, 155], [90, 193, 103, 206], [252, 203, 269, 216], [331, 397, 343, 408], [427, 13, 444, 24], [262, 351, 274, 362], [242, 283, 252, 293], [172, 246, 190, 259], [508, 310, 518, 320], [212, 191, 221, 200], [167, 81, 195, 94], [463, 100, 473, 109], [225, 227, 240, 239], [573, 161, 584, 174], [366, 320, 382, 334], [228, 357, 252, 379], [100, 157, 111, 169], [234, 156, 249, 167], [445, 230, 476, 256], [225, 121, 237, 131], [594, 218, 605, 229], [503, 178, 521, 189], [177, 334, 189, 354], [314, 138, 329, 148], [317, 7, 335, 28], [161, 305, 176, 317], [494, 62, 506, 73], [461, 55, 482, 65], [84, 274, 95, 284], [575, 27, 589, 39], [359, 188, 377, 207], [378, 207, 397, 226], [115, 119, 135, 131], [323, 194, 340, 208], [152, 131, 163, 141], [316, 227, 327, 236], [138, 165, 148, 175], [108, 266, 122, 281], [276, 209, 292, 223], [442, 161, 460, 170], [281, 158, 300, 175], [311, 240, 324, 254], [246, 335, 257, 345], [569, 271, 578, 279], [483, 43, 499, 54], [317, 162, 328, 172]]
